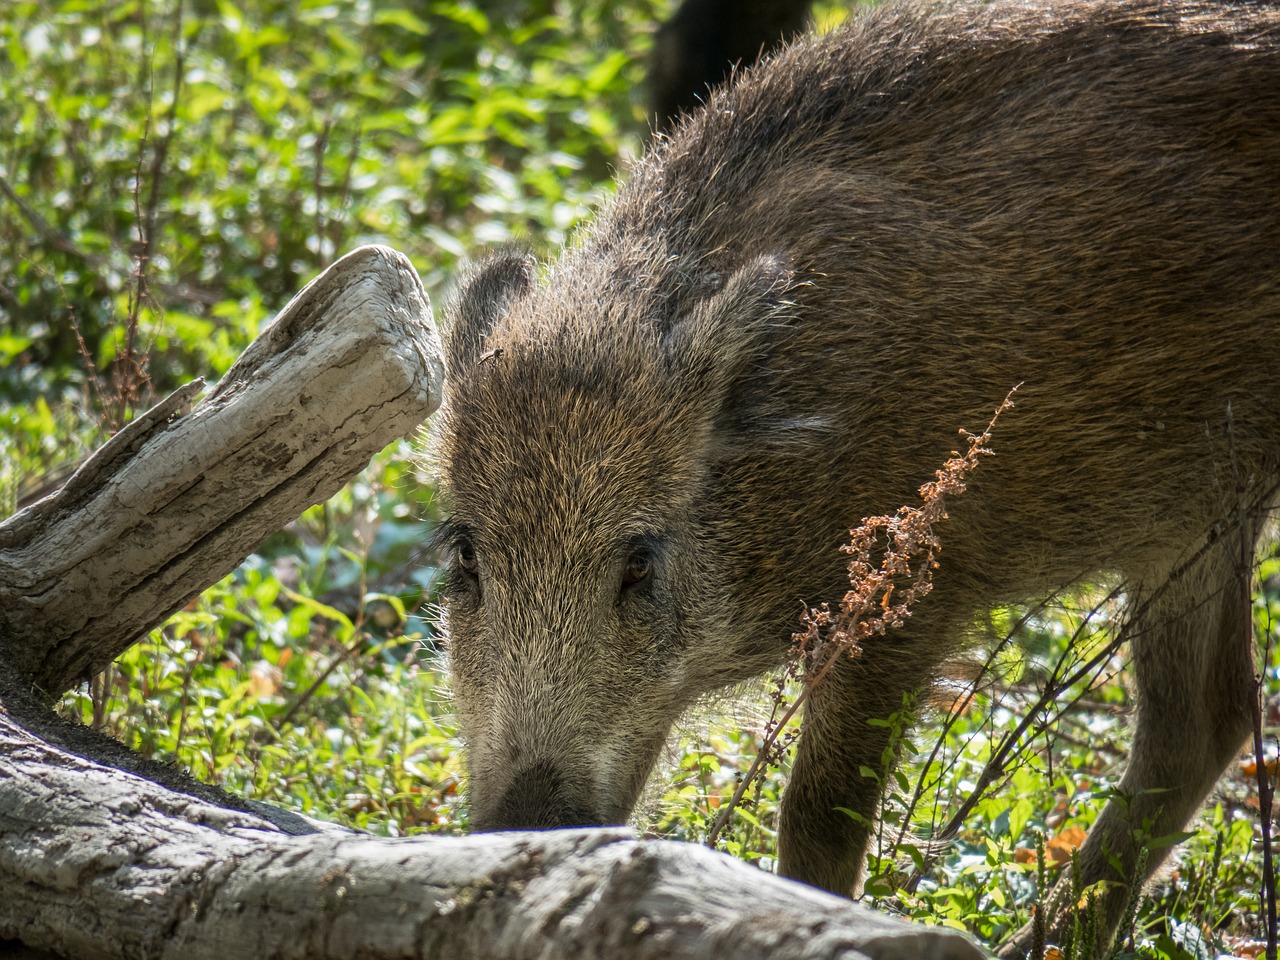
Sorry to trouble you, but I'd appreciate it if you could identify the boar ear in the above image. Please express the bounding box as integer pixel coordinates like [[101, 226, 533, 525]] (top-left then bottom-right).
[[663, 253, 795, 393], [444, 250, 536, 374]]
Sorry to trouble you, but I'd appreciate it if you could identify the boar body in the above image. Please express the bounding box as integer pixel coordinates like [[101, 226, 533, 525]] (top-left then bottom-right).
[[435, 0, 1280, 950]]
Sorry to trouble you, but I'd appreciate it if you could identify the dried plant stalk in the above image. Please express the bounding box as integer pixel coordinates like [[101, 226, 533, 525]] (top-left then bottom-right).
[[706, 388, 1017, 847]]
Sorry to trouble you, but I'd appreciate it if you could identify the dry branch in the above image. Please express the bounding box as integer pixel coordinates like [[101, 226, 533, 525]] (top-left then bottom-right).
[[0, 244, 443, 696]]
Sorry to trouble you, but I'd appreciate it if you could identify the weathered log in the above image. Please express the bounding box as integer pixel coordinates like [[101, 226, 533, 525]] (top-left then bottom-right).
[[0, 706, 983, 960], [0, 244, 443, 696]]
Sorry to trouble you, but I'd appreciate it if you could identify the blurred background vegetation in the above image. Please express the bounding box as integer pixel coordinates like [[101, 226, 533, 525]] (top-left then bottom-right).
[[0, 1, 1274, 956]]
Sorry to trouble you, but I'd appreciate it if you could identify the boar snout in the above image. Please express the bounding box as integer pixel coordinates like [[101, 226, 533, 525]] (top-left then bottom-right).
[[472, 758, 614, 832]]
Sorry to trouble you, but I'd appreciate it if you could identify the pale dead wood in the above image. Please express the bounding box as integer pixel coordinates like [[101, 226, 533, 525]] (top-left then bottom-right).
[[0, 244, 443, 696], [0, 707, 983, 960]]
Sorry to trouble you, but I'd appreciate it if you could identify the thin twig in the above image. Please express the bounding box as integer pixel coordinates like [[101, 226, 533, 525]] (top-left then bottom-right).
[[920, 607, 1127, 850], [896, 586, 1127, 876], [1229, 403, 1280, 960], [113, 0, 186, 425], [0, 174, 92, 260], [895, 599, 1070, 851], [706, 639, 840, 846], [272, 631, 367, 732], [0, 172, 221, 304], [139, 0, 185, 273], [274, 557, 375, 732], [313, 117, 331, 270]]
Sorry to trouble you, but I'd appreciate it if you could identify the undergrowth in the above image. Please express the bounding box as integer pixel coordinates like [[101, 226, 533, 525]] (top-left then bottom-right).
[[667, 570, 1280, 958]]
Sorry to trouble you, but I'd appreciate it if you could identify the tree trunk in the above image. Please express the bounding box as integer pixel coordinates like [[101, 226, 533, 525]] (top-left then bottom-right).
[[0, 245, 983, 960]]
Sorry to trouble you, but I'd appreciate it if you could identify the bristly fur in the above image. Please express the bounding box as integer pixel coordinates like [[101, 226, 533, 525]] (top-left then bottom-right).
[[430, 0, 1280, 954]]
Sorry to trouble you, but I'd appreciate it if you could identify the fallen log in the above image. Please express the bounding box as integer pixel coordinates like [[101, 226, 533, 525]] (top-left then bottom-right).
[[0, 705, 982, 960]]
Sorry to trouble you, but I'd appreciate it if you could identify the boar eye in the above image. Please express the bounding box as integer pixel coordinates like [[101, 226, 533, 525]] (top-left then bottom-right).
[[621, 549, 652, 589], [456, 538, 479, 578]]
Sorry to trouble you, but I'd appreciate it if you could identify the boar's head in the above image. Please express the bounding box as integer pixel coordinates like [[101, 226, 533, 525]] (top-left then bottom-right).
[[433, 247, 792, 831]]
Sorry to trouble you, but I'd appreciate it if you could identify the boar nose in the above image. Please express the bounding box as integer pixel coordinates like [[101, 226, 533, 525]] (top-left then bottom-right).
[[475, 758, 612, 831]]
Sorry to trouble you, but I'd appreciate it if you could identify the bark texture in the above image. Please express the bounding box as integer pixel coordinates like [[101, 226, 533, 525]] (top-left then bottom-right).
[[0, 708, 983, 960], [0, 244, 443, 696]]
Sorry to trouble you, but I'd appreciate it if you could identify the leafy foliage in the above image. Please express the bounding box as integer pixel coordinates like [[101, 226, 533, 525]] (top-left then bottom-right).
[[2, 0, 1275, 956], [0, 0, 658, 407], [670, 574, 1278, 957]]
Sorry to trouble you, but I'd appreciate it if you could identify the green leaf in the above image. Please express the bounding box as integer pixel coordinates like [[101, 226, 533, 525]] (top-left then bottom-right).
[[373, 9, 430, 35], [282, 587, 355, 638], [0, 334, 34, 364], [1007, 797, 1034, 843], [436, 2, 489, 35], [862, 877, 895, 898], [1145, 829, 1197, 851]]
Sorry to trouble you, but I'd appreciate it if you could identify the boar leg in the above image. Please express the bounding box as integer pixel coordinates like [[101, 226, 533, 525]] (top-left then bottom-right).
[[777, 642, 933, 897], [1004, 550, 1256, 957]]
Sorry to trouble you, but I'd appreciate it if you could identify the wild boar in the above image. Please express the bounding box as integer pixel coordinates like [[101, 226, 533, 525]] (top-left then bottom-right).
[[432, 0, 1280, 951]]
